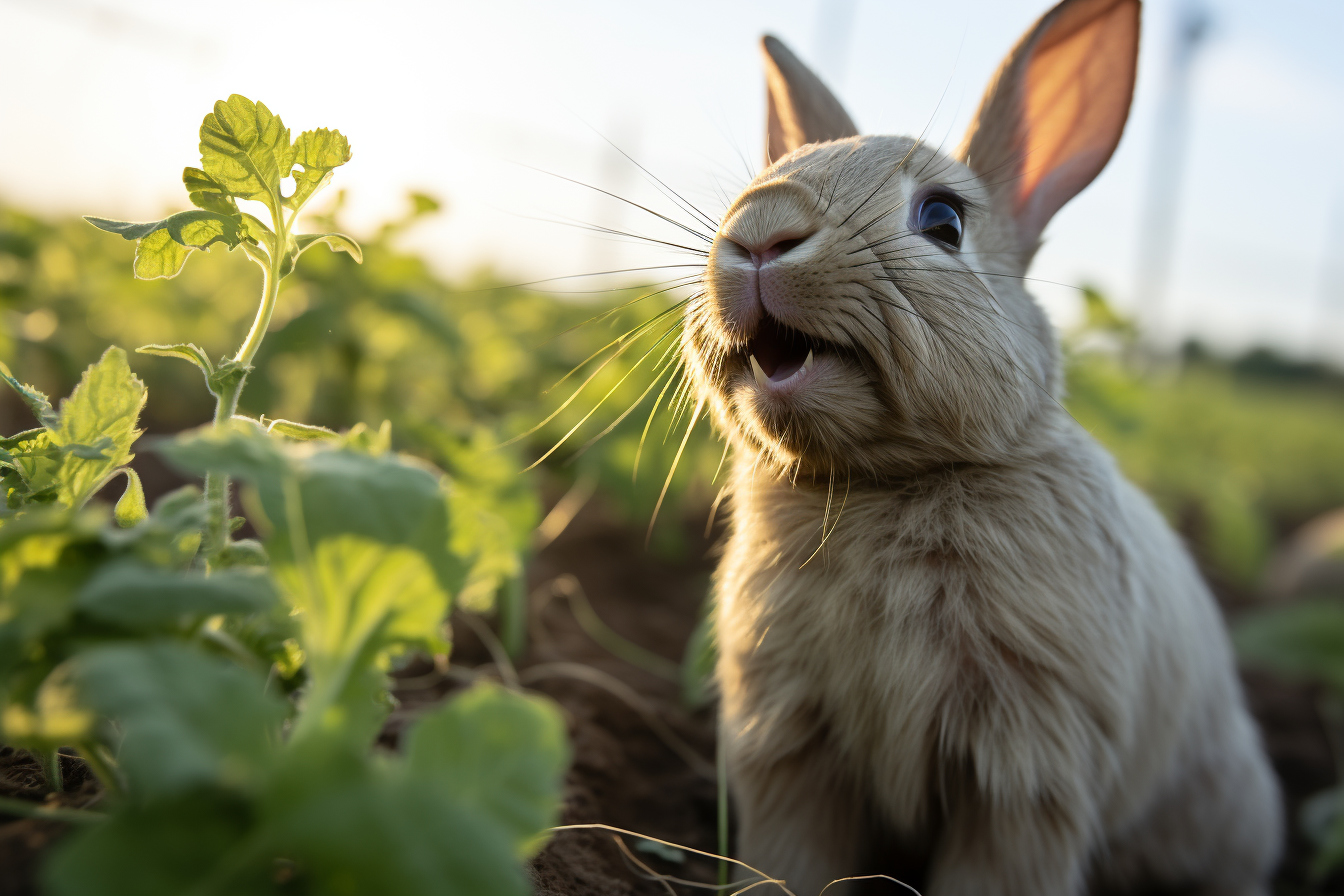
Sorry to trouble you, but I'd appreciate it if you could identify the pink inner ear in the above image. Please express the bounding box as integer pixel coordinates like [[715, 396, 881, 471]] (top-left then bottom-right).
[[1014, 0, 1138, 239]]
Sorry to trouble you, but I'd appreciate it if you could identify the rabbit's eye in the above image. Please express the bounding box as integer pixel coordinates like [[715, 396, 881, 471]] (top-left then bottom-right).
[[916, 198, 962, 248]]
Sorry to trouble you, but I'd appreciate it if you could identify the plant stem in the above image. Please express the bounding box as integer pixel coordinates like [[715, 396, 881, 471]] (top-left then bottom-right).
[[36, 749, 63, 793], [717, 724, 729, 888], [77, 742, 123, 799], [203, 372, 244, 562], [0, 795, 104, 825], [235, 247, 282, 369], [204, 211, 287, 564]]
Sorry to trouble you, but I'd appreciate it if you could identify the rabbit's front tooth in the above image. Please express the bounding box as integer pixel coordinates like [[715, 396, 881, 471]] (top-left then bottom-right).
[[749, 354, 769, 388]]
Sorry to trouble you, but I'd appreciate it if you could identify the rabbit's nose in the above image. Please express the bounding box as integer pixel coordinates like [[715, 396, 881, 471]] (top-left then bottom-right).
[[729, 234, 810, 267]]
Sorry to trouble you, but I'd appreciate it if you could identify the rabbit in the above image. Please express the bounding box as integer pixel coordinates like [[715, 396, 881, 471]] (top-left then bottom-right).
[[682, 0, 1283, 893]]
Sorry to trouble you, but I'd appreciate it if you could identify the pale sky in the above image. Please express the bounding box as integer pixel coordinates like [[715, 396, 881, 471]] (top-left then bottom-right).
[[2, 0, 1343, 359]]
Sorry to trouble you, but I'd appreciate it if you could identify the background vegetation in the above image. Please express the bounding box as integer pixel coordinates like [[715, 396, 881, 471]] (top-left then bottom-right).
[[7, 192, 1344, 882]]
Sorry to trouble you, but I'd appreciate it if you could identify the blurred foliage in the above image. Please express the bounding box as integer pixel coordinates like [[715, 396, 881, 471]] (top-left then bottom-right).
[[0, 196, 722, 557], [1065, 286, 1344, 589], [8, 200, 1344, 584]]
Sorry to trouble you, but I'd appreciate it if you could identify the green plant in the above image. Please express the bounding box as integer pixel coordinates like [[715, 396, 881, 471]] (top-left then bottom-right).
[[85, 95, 361, 565], [0, 96, 567, 896]]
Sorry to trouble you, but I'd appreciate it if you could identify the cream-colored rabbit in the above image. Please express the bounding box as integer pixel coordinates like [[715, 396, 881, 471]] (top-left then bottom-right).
[[684, 0, 1282, 893]]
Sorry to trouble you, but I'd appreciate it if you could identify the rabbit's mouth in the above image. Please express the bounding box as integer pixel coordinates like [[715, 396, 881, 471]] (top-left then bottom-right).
[[742, 313, 827, 391]]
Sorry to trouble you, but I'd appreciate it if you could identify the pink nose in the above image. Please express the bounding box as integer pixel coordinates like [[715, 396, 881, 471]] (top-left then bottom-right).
[[740, 235, 808, 268]]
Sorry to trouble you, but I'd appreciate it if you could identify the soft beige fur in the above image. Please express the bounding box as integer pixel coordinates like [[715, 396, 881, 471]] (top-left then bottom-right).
[[681, 1, 1282, 893]]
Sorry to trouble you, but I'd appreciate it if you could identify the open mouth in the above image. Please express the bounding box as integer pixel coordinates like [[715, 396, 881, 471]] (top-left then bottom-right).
[[745, 314, 819, 388]]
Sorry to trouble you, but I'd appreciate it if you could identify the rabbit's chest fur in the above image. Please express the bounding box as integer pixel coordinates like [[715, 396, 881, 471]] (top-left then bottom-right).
[[715, 421, 1223, 834]]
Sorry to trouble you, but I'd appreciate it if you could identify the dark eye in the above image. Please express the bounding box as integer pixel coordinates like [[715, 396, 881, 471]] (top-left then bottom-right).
[[916, 197, 962, 248]]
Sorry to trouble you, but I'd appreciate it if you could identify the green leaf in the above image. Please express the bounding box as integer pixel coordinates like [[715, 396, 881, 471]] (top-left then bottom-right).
[[44, 791, 263, 896], [0, 429, 61, 511], [405, 683, 568, 857], [286, 128, 351, 210], [72, 642, 285, 800], [207, 360, 252, 399], [0, 525, 90, 684], [51, 347, 147, 507], [199, 95, 292, 207], [74, 561, 275, 631], [157, 421, 462, 593], [263, 752, 530, 896], [277, 536, 450, 744], [0, 360, 58, 429], [113, 468, 147, 528], [279, 535, 449, 659], [132, 229, 190, 279], [153, 419, 288, 486], [294, 231, 362, 263], [1234, 601, 1344, 692], [181, 166, 238, 216], [84, 211, 243, 250], [135, 343, 213, 378], [264, 418, 338, 441], [86, 211, 246, 281]]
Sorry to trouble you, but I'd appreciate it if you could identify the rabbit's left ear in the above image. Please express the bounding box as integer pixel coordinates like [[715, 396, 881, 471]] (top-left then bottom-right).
[[960, 0, 1140, 255], [762, 36, 858, 166]]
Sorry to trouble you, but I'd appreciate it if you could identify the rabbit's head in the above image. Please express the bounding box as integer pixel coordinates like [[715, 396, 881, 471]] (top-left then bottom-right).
[[685, 0, 1140, 479]]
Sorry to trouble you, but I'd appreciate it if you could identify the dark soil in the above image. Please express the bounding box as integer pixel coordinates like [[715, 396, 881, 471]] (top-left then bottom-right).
[[1, 499, 1342, 895]]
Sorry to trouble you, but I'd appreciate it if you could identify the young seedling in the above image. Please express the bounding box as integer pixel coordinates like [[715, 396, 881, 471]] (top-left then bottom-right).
[[86, 95, 362, 562]]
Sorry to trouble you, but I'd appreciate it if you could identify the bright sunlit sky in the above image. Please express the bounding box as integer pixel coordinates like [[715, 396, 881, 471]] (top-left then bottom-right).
[[2, 0, 1343, 358]]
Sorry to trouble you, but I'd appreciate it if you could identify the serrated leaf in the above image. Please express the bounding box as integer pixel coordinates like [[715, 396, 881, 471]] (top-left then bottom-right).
[[0, 360, 58, 429], [74, 642, 285, 799], [51, 347, 147, 507], [286, 128, 351, 210], [4, 429, 62, 509], [294, 232, 362, 263], [181, 166, 238, 216], [135, 343, 213, 378], [199, 95, 292, 207], [113, 469, 148, 527]]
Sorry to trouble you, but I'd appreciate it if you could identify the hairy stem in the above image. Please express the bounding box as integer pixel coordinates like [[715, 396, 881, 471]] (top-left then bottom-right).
[[203, 372, 244, 562], [234, 246, 282, 369], [204, 211, 288, 564]]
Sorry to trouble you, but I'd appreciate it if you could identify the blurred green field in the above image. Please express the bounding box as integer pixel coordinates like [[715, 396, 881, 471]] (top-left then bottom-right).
[[4, 197, 1344, 592]]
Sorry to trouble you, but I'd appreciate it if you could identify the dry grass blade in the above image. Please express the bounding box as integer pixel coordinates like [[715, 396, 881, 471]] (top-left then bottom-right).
[[538, 575, 681, 682], [519, 662, 714, 778], [547, 823, 795, 895]]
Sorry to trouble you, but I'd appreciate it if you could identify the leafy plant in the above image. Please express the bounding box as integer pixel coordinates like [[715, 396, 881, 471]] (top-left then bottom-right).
[[0, 96, 569, 896], [86, 95, 361, 563]]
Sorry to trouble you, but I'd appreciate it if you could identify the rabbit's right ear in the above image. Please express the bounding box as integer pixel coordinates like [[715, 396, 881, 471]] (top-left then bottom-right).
[[960, 0, 1140, 258], [762, 36, 858, 167]]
